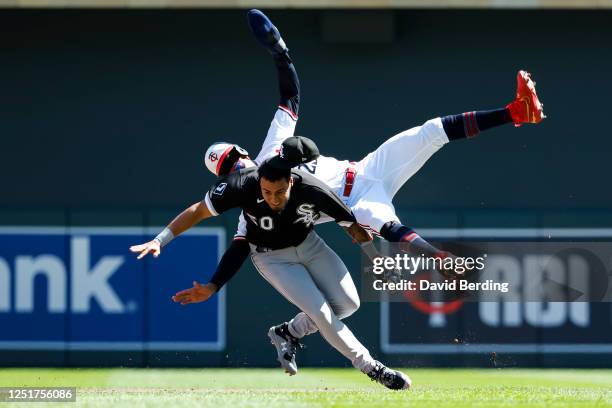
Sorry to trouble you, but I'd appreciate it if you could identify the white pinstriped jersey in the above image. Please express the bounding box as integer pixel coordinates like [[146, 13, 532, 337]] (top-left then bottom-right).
[[236, 109, 450, 237]]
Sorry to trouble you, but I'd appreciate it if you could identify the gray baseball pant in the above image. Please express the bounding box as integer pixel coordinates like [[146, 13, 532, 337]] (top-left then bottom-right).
[[250, 230, 376, 372]]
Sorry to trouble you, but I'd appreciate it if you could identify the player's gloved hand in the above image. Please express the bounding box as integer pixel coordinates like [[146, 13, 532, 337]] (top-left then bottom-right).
[[129, 240, 161, 260], [431, 252, 475, 300], [247, 9, 288, 56], [436, 251, 478, 279], [435, 251, 471, 280], [347, 222, 373, 244], [172, 281, 218, 305]]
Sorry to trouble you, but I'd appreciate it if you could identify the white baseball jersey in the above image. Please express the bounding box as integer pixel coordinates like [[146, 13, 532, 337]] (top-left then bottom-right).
[[236, 108, 450, 238], [254, 108, 351, 195]]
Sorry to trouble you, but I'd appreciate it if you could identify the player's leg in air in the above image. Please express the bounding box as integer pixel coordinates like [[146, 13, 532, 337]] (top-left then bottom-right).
[[354, 71, 545, 254]]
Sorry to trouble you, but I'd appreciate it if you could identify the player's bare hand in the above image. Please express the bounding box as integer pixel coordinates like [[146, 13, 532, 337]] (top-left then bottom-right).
[[129, 240, 161, 260], [347, 222, 373, 244], [172, 281, 218, 305]]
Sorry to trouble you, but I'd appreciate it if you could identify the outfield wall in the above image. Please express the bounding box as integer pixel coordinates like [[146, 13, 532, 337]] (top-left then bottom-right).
[[1, 210, 612, 368], [1, 8, 611, 367]]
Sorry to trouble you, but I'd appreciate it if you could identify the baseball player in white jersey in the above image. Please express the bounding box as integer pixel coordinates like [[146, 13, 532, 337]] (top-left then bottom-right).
[[172, 9, 545, 378]]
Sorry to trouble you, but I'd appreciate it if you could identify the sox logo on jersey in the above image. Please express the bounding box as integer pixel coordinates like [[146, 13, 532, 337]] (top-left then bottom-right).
[[243, 204, 319, 231], [294, 203, 319, 227]]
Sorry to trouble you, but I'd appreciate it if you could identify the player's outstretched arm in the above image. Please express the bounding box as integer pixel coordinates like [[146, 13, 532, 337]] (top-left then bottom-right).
[[129, 201, 213, 260], [309, 183, 373, 244], [379, 221, 470, 278], [208, 238, 250, 289], [172, 281, 217, 305], [344, 222, 373, 244], [248, 9, 300, 163], [171, 238, 251, 305]]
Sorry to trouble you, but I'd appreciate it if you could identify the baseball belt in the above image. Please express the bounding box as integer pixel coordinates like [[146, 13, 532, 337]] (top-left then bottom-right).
[[342, 162, 358, 197]]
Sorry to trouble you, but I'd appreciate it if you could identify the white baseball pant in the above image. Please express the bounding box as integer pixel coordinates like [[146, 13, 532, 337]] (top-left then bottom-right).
[[349, 117, 450, 233]]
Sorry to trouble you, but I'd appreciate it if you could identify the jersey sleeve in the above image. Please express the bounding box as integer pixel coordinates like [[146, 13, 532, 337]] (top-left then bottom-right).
[[208, 238, 251, 290], [254, 108, 297, 164], [234, 212, 248, 239], [203, 173, 243, 216], [311, 185, 356, 227]]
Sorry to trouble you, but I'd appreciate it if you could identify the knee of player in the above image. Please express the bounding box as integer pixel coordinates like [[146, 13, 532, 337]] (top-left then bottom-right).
[[306, 303, 334, 326], [335, 296, 360, 319], [423, 118, 448, 146]]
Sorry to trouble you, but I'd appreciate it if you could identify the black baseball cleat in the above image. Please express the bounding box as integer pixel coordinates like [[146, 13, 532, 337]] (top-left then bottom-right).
[[365, 361, 412, 390], [267, 323, 303, 376], [247, 9, 288, 56]]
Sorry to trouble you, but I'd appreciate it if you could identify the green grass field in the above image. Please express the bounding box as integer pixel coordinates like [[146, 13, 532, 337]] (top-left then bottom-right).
[[1, 368, 611, 407]]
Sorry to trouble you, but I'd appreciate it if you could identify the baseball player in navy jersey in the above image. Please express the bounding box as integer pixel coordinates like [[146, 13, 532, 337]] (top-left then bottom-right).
[[163, 9, 544, 382]]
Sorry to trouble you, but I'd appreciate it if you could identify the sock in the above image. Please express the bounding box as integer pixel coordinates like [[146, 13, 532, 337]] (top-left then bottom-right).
[[441, 108, 512, 141], [380, 221, 440, 258]]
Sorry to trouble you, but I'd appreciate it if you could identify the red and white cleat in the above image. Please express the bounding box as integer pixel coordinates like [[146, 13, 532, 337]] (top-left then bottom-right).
[[506, 70, 546, 127]]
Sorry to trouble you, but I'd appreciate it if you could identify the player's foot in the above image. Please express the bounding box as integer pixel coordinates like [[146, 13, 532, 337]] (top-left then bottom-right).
[[506, 70, 546, 127], [365, 361, 411, 391], [267, 323, 303, 376], [247, 9, 288, 56]]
